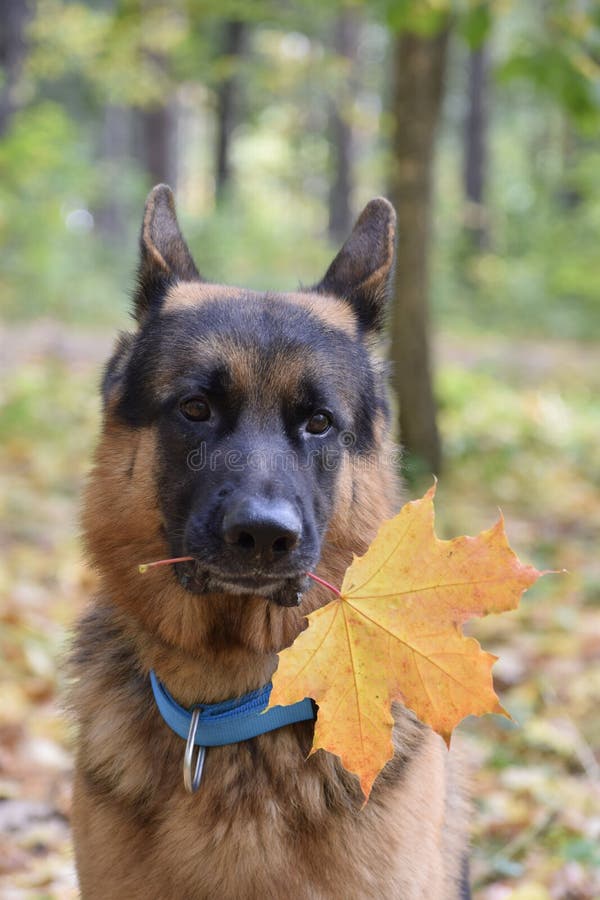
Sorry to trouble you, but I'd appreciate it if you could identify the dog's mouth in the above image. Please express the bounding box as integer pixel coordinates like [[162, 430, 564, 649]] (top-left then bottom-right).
[[174, 558, 309, 607]]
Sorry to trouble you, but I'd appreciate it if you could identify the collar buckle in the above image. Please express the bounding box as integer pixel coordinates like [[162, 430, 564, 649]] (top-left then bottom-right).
[[183, 707, 206, 793]]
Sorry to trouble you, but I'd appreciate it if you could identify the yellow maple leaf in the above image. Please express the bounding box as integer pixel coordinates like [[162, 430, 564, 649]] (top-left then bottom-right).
[[269, 484, 545, 798]]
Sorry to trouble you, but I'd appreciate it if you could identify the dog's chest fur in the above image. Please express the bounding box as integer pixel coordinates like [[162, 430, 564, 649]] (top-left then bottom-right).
[[71, 607, 462, 900]]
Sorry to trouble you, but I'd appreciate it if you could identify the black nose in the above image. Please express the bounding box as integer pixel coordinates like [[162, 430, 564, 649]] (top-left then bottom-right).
[[222, 498, 301, 562]]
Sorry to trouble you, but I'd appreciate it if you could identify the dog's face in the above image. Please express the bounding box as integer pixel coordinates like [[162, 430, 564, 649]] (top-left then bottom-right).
[[99, 186, 396, 609]]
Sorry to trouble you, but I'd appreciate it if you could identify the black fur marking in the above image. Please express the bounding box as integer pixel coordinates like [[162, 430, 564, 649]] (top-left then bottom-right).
[[101, 331, 135, 407], [133, 270, 177, 323], [126, 442, 138, 480], [114, 295, 387, 449], [108, 293, 390, 598]]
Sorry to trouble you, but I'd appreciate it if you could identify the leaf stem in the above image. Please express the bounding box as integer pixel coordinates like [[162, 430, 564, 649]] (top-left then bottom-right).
[[138, 556, 194, 574], [306, 572, 342, 597]]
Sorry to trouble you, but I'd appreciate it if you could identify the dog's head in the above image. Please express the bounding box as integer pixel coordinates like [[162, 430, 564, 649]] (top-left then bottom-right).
[[88, 186, 397, 623]]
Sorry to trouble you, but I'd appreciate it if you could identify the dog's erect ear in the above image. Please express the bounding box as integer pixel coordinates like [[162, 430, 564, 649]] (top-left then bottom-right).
[[314, 198, 396, 333], [134, 184, 201, 322]]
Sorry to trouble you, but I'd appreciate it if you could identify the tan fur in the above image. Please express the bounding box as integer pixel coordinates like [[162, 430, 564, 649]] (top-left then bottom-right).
[[163, 281, 358, 337], [71, 289, 470, 899], [162, 281, 246, 311], [153, 290, 359, 419], [285, 290, 358, 338]]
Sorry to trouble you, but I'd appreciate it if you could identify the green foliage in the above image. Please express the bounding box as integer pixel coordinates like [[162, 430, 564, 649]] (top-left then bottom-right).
[[184, 196, 334, 292], [384, 0, 450, 37], [433, 30, 600, 342], [499, 44, 599, 129], [0, 102, 144, 324], [377, 0, 496, 40], [496, 0, 600, 129], [2, 0, 596, 342], [458, 3, 493, 48]]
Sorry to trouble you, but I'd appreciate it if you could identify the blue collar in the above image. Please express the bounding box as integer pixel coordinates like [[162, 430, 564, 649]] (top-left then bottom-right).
[[150, 670, 315, 748]]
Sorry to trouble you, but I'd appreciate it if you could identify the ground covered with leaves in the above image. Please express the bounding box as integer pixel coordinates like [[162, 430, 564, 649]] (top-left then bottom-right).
[[1, 322, 598, 899]]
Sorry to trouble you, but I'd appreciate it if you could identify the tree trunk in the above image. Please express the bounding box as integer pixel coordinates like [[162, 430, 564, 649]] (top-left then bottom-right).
[[463, 43, 489, 247], [138, 103, 173, 187], [96, 105, 133, 240], [556, 120, 582, 210], [214, 20, 247, 205], [328, 10, 360, 242], [0, 0, 30, 137], [388, 26, 449, 476]]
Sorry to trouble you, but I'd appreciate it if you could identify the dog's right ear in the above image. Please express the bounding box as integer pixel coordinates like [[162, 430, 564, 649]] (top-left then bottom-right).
[[313, 197, 396, 333], [134, 184, 201, 323]]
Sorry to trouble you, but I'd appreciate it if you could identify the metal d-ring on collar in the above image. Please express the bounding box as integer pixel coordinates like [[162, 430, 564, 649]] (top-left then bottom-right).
[[184, 708, 206, 793], [150, 669, 316, 796]]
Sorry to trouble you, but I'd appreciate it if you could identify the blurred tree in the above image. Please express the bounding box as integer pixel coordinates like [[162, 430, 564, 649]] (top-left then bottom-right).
[[214, 19, 247, 204], [328, 8, 360, 242], [0, 0, 31, 136], [138, 100, 174, 186], [388, 21, 450, 476], [96, 104, 133, 239], [463, 42, 489, 248], [556, 123, 583, 210]]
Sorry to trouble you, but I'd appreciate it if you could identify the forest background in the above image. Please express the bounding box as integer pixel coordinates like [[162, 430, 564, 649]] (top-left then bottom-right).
[[1, 1, 599, 897]]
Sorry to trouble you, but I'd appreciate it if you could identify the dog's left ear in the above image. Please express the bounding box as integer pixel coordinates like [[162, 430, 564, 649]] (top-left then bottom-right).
[[314, 197, 396, 333], [134, 184, 201, 322]]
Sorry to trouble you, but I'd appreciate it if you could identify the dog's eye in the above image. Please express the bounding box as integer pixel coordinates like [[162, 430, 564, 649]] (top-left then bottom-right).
[[306, 411, 332, 435], [180, 396, 211, 422]]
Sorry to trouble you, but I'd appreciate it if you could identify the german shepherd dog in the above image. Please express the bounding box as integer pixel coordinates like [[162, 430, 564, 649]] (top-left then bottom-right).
[[71, 186, 470, 898]]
